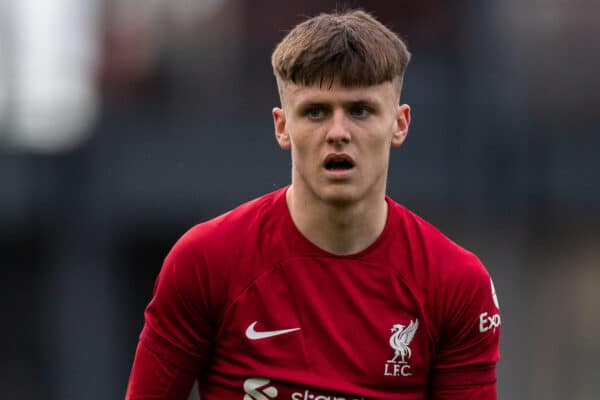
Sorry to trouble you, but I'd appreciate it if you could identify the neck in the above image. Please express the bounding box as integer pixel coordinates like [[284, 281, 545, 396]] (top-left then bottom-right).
[[286, 185, 388, 255]]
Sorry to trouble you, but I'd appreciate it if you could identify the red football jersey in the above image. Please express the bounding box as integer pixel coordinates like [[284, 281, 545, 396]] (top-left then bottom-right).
[[127, 188, 500, 399]]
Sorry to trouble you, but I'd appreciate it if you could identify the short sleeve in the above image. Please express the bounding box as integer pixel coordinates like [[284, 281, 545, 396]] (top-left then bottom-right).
[[140, 233, 215, 373], [431, 255, 501, 398]]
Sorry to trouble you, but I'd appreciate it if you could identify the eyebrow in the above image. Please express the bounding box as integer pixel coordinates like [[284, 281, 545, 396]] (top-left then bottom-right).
[[295, 97, 381, 111]]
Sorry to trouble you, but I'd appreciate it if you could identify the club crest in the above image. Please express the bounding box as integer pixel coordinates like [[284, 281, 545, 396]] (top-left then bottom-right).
[[384, 319, 418, 377]]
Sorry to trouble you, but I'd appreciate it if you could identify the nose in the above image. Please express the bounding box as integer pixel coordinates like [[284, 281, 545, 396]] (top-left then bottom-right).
[[326, 109, 351, 145]]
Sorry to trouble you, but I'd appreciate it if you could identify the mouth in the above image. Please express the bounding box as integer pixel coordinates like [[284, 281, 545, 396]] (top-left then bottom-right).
[[323, 153, 355, 171]]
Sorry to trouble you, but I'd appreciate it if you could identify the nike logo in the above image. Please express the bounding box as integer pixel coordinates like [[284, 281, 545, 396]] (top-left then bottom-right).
[[245, 321, 301, 340]]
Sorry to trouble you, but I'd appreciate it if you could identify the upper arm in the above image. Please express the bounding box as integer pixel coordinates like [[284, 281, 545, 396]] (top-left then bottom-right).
[[127, 232, 217, 398], [141, 241, 215, 370], [126, 341, 197, 400], [430, 256, 501, 399]]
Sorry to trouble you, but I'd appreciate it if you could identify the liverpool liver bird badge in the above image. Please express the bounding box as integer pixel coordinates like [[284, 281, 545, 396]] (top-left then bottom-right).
[[388, 319, 419, 364]]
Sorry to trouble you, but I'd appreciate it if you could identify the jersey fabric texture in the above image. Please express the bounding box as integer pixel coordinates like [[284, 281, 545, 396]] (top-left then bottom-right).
[[127, 188, 501, 400]]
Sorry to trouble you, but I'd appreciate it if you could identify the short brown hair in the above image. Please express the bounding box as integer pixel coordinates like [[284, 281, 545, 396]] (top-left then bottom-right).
[[272, 10, 411, 96]]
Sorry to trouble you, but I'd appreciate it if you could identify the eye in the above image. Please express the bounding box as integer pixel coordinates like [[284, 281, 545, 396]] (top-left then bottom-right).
[[349, 104, 371, 119], [303, 106, 328, 120]]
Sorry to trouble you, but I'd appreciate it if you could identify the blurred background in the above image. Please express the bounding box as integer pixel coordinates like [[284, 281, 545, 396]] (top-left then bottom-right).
[[1, 0, 599, 399]]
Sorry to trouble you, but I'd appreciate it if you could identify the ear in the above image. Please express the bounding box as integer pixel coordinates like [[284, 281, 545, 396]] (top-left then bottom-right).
[[273, 107, 291, 150], [391, 104, 411, 147]]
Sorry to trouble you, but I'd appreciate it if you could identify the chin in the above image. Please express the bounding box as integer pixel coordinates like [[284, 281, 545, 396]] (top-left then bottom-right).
[[318, 185, 361, 206]]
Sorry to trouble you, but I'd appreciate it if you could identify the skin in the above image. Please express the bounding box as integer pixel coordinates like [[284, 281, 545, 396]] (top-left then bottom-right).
[[273, 79, 411, 255]]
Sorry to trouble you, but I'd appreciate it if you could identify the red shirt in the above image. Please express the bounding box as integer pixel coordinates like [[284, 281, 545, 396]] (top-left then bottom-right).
[[127, 188, 500, 399]]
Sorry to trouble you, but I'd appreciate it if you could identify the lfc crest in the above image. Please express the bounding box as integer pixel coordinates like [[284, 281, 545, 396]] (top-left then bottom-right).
[[384, 319, 418, 377]]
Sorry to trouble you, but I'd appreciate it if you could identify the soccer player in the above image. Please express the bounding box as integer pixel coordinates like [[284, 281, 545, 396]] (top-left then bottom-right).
[[126, 10, 500, 400]]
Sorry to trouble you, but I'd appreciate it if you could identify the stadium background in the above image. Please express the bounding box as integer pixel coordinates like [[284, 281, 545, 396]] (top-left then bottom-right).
[[1, 0, 599, 399]]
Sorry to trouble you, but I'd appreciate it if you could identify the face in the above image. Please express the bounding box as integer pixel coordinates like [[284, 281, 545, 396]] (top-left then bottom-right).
[[273, 80, 410, 206]]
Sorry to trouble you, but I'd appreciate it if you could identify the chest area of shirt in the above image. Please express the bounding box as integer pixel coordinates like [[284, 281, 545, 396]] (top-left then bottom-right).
[[212, 258, 432, 395]]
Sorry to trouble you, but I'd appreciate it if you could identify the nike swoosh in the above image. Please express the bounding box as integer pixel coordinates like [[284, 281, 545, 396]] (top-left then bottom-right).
[[245, 321, 301, 340]]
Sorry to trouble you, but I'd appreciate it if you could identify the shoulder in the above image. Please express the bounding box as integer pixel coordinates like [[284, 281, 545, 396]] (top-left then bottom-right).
[[169, 188, 286, 261], [389, 201, 499, 342], [389, 200, 488, 281], [154, 188, 289, 315], [160, 188, 289, 292]]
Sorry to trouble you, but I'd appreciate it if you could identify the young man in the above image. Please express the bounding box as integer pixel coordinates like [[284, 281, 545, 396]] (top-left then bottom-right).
[[126, 10, 500, 400]]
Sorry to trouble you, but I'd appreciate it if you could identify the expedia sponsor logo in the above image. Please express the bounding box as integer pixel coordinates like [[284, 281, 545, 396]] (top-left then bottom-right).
[[479, 312, 501, 333], [490, 278, 500, 310], [479, 277, 501, 333]]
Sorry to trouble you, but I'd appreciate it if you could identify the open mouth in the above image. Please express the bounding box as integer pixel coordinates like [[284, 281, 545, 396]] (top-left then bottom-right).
[[324, 154, 355, 171]]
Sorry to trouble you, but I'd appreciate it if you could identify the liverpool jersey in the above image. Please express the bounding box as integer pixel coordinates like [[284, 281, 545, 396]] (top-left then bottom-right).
[[128, 187, 500, 399]]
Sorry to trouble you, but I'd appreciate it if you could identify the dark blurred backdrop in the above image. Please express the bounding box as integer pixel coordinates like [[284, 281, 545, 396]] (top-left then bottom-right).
[[1, 1, 599, 399]]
